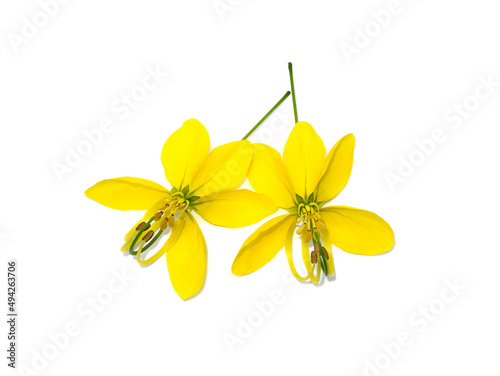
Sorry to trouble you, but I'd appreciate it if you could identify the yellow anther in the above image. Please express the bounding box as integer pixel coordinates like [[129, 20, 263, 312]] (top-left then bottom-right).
[[154, 211, 163, 221], [296, 223, 307, 235], [306, 230, 312, 243], [160, 218, 169, 231], [168, 215, 175, 228]]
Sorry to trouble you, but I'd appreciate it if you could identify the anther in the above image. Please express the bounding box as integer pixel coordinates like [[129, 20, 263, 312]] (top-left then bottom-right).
[[142, 230, 154, 242], [160, 219, 169, 231], [136, 222, 146, 231], [306, 230, 312, 243], [314, 242, 320, 253], [322, 247, 329, 260], [311, 250, 318, 264], [296, 223, 307, 235], [154, 211, 163, 221], [168, 215, 175, 228]]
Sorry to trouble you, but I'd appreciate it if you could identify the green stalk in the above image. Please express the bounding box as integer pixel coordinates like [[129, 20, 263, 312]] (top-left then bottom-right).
[[242, 91, 291, 140], [288, 62, 298, 123]]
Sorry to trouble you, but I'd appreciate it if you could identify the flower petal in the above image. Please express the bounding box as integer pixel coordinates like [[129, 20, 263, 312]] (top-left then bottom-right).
[[190, 140, 253, 197], [85, 177, 169, 210], [247, 143, 295, 209], [166, 214, 207, 300], [232, 215, 297, 276], [321, 206, 394, 255], [195, 189, 277, 228], [161, 119, 210, 189], [315, 134, 355, 204], [283, 122, 326, 198]]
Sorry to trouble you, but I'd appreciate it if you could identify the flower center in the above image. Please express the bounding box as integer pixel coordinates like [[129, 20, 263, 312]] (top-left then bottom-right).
[[296, 201, 330, 276]]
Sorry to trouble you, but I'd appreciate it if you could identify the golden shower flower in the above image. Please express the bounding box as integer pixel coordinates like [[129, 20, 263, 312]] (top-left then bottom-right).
[[232, 121, 395, 283], [85, 119, 277, 299]]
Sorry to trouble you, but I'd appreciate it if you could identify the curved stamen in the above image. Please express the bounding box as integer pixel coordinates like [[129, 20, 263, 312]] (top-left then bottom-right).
[[129, 216, 155, 256], [141, 229, 164, 253]]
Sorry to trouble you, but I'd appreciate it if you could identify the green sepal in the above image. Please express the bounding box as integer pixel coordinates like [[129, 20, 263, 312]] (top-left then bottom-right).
[[295, 194, 304, 204], [182, 185, 190, 196], [307, 192, 315, 204]]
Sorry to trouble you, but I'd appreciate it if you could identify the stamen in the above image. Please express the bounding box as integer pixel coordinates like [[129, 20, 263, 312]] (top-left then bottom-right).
[[313, 242, 320, 253], [142, 230, 154, 242], [140, 229, 165, 253], [154, 211, 163, 221], [168, 215, 175, 228], [296, 223, 307, 235], [310, 250, 318, 264], [136, 222, 146, 230], [129, 216, 155, 256], [160, 218, 169, 231], [306, 230, 312, 243], [322, 247, 329, 260]]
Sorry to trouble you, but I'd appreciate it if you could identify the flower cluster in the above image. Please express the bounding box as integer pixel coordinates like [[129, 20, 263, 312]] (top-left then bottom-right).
[[85, 64, 394, 300]]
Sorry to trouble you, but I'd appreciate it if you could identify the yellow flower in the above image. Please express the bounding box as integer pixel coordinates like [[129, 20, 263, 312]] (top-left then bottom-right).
[[85, 119, 277, 299], [232, 121, 395, 283]]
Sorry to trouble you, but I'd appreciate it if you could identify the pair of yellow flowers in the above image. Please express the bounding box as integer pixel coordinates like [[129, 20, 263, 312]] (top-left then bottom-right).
[[85, 119, 395, 300]]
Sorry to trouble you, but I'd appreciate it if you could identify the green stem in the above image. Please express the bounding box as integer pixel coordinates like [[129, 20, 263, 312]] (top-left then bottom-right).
[[288, 62, 298, 123], [242, 91, 291, 140]]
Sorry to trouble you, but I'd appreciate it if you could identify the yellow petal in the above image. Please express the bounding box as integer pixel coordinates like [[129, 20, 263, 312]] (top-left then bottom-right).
[[283, 122, 326, 198], [284, 221, 310, 281], [321, 206, 395, 255], [161, 119, 210, 189], [85, 177, 169, 210], [247, 143, 295, 209], [166, 214, 207, 300], [190, 140, 253, 197], [232, 215, 296, 276], [194, 189, 277, 228], [315, 134, 355, 204]]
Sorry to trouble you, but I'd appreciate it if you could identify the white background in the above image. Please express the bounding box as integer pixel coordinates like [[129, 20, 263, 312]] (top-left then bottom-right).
[[1, 0, 500, 375]]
